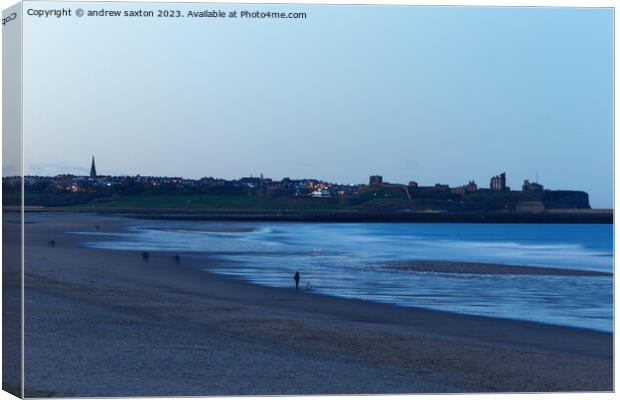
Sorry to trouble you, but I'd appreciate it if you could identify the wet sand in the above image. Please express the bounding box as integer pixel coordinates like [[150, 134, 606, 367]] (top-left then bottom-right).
[[378, 260, 612, 276], [10, 212, 613, 396]]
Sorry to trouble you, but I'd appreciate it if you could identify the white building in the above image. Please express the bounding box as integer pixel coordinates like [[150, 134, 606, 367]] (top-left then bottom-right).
[[310, 189, 333, 198]]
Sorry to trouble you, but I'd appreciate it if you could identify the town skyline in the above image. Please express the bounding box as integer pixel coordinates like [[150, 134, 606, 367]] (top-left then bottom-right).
[[7, 156, 594, 213], [14, 156, 563, 198]]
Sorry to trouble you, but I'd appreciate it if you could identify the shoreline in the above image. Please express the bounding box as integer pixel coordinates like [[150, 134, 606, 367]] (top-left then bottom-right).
[[61, 246, 614, 334], [195, 255, 613, 334], [16, 212, 614, 396], [9, 207, 614, 224]]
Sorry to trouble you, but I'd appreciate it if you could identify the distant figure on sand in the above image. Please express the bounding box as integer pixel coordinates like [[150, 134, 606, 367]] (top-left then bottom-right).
[[294, 271, 300, 289]]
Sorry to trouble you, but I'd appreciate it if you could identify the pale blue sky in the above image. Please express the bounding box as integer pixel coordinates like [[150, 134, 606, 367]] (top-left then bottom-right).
[[21, 2, 613, 207]]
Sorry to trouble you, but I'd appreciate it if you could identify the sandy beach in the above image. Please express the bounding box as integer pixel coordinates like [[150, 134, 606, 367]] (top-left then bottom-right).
[[8, 212, 613, 396]]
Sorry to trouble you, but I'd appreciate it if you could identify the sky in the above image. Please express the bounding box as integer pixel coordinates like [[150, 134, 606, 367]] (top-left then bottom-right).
[[20, 2, 613, 207]]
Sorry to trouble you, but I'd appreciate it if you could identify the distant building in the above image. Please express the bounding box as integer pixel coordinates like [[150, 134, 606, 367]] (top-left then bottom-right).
[[452, 180, 478, 196], [490, 172, 507, 191], [89, 156, 97, 179], [369, 175, 383, 186], [304, 179, 319, 190], [522, 180, 544, 191], [434, 183, 450, 191], [239, 176, 262, 188], [310, 189, 332, 198], [408, 181, 418, 188]]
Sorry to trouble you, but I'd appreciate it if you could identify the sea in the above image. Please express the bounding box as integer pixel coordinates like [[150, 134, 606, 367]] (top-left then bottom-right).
[[76, 221, 614, 332]]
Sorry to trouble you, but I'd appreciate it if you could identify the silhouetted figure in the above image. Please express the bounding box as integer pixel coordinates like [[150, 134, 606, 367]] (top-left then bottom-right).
[[294, 271, 300, 290], [141, 251, 150, 262], [48, 240, 56, 248], [94, 225, 100, 230], [174, 255, 181, 264]]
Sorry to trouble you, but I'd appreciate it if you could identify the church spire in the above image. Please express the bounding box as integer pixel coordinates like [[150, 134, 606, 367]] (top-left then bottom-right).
[[90, 156, 97, 179]]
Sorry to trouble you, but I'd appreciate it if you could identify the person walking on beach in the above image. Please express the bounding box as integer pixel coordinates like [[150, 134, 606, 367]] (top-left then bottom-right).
[[294, 271, 300, 290]]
